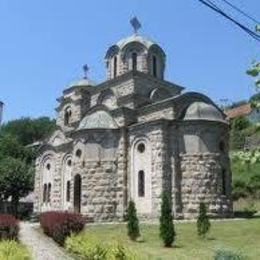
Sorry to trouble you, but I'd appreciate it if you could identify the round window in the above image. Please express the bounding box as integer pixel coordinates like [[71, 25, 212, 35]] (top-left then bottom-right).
[[137, 143, 145, 153]]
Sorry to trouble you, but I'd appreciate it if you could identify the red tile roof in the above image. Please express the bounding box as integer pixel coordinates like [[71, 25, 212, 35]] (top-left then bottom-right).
[[225, 103, 252, 119]]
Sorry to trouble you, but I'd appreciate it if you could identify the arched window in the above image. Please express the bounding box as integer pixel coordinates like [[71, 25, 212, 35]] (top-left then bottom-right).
[[64, 107, 72, 126], [222, 169, 226, 195], [47, 183, 52, 203], [43, 184, 47, 203], [138, 170, 145, 197], [152, 55, 157, 77], [66, 181, 71, 202], [219, 141, 225, 153], [113, 56, 117, 78], [46, 163, 51, 170], [67, 159, 72, 166], [76, 149, 82, 158], [132, 53, 137, 71]]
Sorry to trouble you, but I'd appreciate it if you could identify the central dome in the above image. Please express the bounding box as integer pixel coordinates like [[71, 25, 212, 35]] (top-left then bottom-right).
[[105, 32, 166, 80], [116, 34, 156, 49]]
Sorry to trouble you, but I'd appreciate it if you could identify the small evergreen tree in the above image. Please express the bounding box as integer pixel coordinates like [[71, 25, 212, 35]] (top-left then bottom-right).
[[127, 200, 140, 241], [197, 202, 211, 239], [159, 192, 176, 247]]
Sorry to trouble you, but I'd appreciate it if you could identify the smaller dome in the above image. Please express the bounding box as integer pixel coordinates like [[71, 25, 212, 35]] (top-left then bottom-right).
[[184, 102, 225, 122], [116, 34, 156, 50], [78, 111, 118, 130], [68, 78, 96, 88]]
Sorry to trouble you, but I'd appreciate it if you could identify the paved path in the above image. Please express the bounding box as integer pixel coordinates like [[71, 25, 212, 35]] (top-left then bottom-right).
[[19, 222, 73, 260]]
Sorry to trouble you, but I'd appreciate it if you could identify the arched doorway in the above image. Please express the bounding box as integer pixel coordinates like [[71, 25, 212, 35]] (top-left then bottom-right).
[[74, 174, 82, 213]]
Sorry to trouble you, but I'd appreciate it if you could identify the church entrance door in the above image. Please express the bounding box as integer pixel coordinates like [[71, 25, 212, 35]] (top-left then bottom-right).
[[74, 174, 82, 213]]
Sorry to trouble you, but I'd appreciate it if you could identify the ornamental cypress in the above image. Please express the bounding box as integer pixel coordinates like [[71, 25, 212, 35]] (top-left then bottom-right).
[[197, 202, 211, 239], [159, 191, 176, 247], [127, 200, 140, 241]]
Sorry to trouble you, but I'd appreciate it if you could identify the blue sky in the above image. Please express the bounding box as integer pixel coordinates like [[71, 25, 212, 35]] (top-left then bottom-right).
[[0, 0, 259, 122]]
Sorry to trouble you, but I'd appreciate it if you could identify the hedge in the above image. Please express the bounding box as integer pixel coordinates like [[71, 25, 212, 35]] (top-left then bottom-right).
[[0, 214, 19, 240], [39, 211, 85, 245]]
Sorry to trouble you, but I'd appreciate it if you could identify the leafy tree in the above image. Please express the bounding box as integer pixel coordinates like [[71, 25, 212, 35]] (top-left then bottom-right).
[[0, 135, 34, 163], [126, 200, 140, 241], [197, 202, 211, 239], [159, 192, 175, 247], [0, 117, 56, 146], [0, 157, 34, 217]]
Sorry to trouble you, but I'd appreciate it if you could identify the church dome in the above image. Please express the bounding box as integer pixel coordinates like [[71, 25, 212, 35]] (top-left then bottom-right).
[[68, 78, 96, 88], [184, 102, 225, 122], [116, 34, 156, 50], [105, 18, 166, 81]]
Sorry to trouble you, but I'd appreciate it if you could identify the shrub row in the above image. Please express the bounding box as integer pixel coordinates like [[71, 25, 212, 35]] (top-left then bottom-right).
[[65, 233, 137, 260], [0, 214, 19, 240], [39, 211, 85, 245]]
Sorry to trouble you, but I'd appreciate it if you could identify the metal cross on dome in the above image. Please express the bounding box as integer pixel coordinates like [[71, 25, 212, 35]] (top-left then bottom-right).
[[83, 64, 89, 79], [130, 16, 142, 34]]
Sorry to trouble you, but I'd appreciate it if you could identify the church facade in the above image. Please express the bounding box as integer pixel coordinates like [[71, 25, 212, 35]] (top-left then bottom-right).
[[34, 29, 232, 221]]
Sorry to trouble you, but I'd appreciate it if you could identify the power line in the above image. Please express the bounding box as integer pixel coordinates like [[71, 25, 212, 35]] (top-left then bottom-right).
[[198, 0, 260, 42], [219, 0, 260, 25]]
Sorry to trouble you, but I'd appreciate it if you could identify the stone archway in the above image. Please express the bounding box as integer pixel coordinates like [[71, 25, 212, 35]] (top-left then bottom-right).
[[74, 174, 82, 213]]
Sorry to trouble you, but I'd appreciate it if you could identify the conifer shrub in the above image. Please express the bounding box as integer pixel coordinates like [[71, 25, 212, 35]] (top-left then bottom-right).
[[126, 200, 140, 241], [0, 214, 19, 240], [40, 211, 85, 245], [159, 191, 176, 247], [197, 202, 211, 238]]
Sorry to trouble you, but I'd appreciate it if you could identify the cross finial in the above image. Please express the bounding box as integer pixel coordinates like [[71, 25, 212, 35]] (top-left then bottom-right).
[[83, 64, 89, 79], [130, 16, 142, 34]]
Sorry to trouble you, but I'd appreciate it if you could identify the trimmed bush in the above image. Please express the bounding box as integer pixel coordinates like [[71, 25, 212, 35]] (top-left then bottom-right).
[[214, 249, 246, 260], [0, 240, 30, 260], [65, 233, 138, 260], [40, 211, 85, 245], [0, 214, 19, 240], [159, 192, 176, 247], [126, 200, 140, 241], [197, 202, 211, 239]]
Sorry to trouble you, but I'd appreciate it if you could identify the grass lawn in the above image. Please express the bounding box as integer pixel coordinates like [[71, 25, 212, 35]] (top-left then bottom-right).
[[82, 218, 260, 260]]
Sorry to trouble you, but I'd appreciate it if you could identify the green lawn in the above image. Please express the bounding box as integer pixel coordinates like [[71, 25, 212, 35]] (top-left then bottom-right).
[[80, 219, 260, 260]]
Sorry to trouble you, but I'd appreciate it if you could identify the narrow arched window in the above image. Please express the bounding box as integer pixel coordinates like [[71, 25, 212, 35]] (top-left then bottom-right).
[[43, 184, 47, 203], [222, 169, 226, 195], [138, 170, 145, 197], [152, 55, 157, 77], [64, 107, 72, 126], [47, 183, 51, 203], [66, 181, 71, 202], [132, 53, 137, 71], [113, 56, 117, 78], [76, 149, 82, 158]]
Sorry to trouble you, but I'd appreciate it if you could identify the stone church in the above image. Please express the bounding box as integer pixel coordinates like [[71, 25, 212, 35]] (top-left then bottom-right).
[[34, 21, 232, 221]]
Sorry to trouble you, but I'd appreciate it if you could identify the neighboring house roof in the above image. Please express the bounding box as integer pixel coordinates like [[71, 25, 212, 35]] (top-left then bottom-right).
[[225, 103, 252, 119]]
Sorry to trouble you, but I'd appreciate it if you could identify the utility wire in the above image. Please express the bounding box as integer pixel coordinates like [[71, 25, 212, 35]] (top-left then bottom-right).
[[219, 0, 260, 25], [198, 0, 260, 42]]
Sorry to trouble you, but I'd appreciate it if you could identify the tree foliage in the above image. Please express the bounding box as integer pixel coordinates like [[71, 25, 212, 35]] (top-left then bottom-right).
[[0, 116, 55, 216], [126, 200, 140, 241], [0, 157, 34, 216], [197, 202, 211, 239], [0, 117, 56, 146], [159, 192, 176, 247]]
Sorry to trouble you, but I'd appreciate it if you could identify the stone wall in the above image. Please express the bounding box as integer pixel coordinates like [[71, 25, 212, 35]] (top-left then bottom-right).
[[180, 153, 232, 218]]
